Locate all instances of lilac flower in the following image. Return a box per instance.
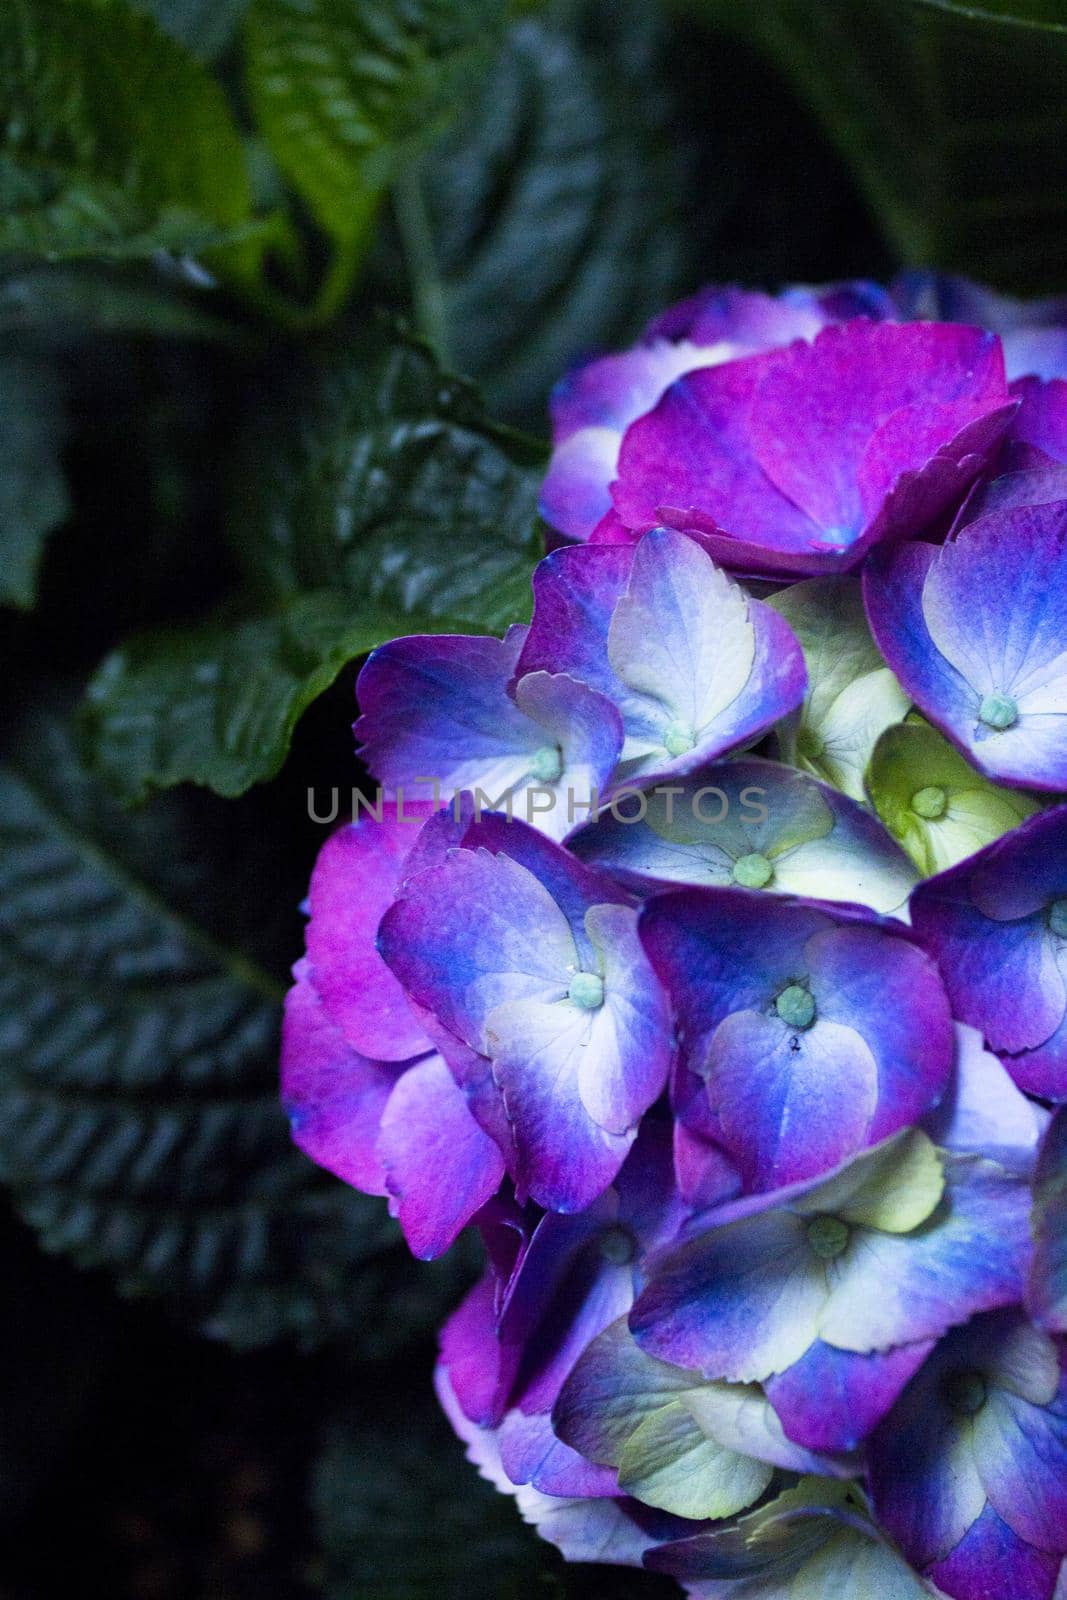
[638,888,954,1192]
[540,282,891,542]
[355,625,622,842]
[604,322,1014,577]
[868,1312,1067,1600]
[865,503,1067,792]
[516,528,806,794]
[910,806,1067,1099]
[569,758,916,915]
[281,804,505,1258]
[630,1131,1030,1393]
[378,815,672,1212]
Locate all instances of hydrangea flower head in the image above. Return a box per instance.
[282,274,1067,1598]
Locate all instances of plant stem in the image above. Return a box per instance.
[393,166,450,363]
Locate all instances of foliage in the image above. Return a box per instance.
[692,0,1067,292]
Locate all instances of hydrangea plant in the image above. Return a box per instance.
[283,277,1067,1600]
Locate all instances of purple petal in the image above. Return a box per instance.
[500,1198,636,1413]
[910,810,1067,1087]
[377,1053,505,1259]
[379,842,579,1055]
[509,670,624,841]
[928,1505,1062,1600]
[630,1208,826,1382]
[280,963,401,1195]
[540,423,621,541]
[973,1372,1067,1552]
[1009,376,1067,463]
[815,1154,1031,1353]
[705,1006,879,1190]
[601,529,807,788]
[612,322,1011,576]
[612,355,824,564]
[751,322,1007,537]
[1029,1106,1067,1331]
[355,629,539,801]
[639,889,952,1191]
[866,507,1067,792]
[439,1271,521,1428]
[925,1023,1047,1174]
[765,1338,935,1454]
[435,1366,666,1566]
[540,283,875,542]
[517,542,635,693]
[304,803,435,1061]
[497,1408,619,1497]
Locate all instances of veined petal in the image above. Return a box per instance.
[377,1053,505,1259]
[280,962,401,1197]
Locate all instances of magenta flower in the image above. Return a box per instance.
[605,321,1014,577]
[540,281,891,542]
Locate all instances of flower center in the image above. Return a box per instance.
[733,852,774,888]
[978,692,1018,731]
[598,1226,635,1265]
[945,1370,988,1416]
[663,720,696,758]
[1049,899,1067,939]
[776,984,816,1030]
[806,1215,850,1260]
[911,785,947,820]
[529,744,563,783]
[796,724,823,762]
[568,971,605,1010]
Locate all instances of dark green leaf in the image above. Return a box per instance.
[693,0,1067,291]
[0,264,247,343]
[133,0,251,58]
[0,354,70,609]
[0,0,255,262]
[315,1378,678,1600]
[412,3,690,417]
[83,337,544,802]
[244,0,508,242]
[917,0,1067,27]
[0,709,470,1346]
[234,335,545,631]
[82,590,415,802]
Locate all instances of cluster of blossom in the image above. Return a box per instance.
[283,272,1067,1599]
